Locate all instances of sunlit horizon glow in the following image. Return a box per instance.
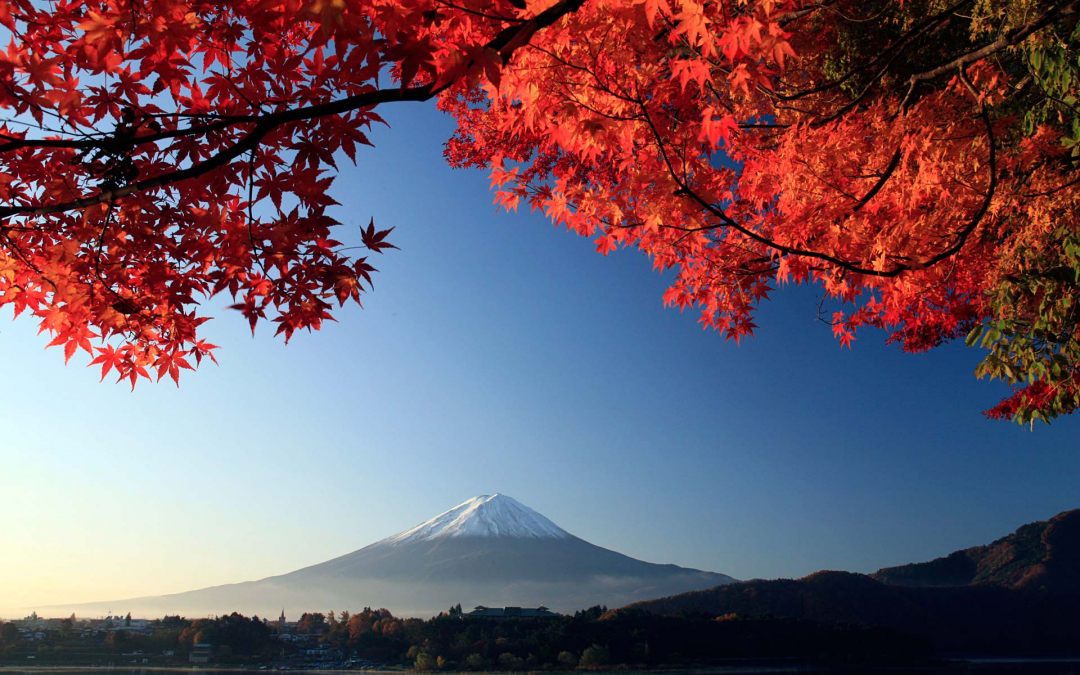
[1,102,1078,621]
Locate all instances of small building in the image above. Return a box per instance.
[189,643,213,664]
[466,606,560,619]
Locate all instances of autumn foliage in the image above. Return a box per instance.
[0,0,1076,422]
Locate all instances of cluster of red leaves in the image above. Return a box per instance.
[0,0,1076,417]
[0,0,594,385]
[442,0,1079,418]
[985,375,1080,422]
[0,0,424,386]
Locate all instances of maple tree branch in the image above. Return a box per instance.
[916,1,1077,83]
[89,200,136,311]
[0,0,588,221]
[830,3,891,24]
[638,98,996,279]
[435,0,525,24]
[899,0,1078,108]
[773,0,973,103]
[246,148,270,277]
[1022,174,1080,198]
[776,0,1075,130]
[0,0,594,156]
[852,147,902,212]
[904,107,997,271]
[775,1,839,26]
[0,228,57,292]
[0,5,581,157]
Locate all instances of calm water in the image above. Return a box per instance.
[4,663,1080,675]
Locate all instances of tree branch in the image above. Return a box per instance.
[0,0,588,219]
[900,0,1078,108]
[638,101,996,279]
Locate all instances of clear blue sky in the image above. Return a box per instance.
[0,102,1077,617]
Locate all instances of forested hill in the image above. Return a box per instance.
[872,509,1080,593]
[626,510,1080,655]
[625,571,1080,652]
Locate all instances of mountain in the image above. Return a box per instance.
[871,508,1080,593]
[625,570,1080,654]
[60,494,734,617]
[626,509,1080,655]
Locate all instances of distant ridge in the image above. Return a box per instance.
[56,494,735,617]
[626,509,1080,655]
[872,509,1080,593]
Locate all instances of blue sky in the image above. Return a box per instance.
[0,102,1077,617]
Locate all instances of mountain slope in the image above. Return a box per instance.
[625,570,1080,654]
[58,494,734,617]
[626,509,1080,655]
[871,509,1080,593]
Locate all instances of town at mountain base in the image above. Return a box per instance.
[627,509,1080,655]
[57,494,735,617]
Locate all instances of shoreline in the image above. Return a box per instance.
[6,659,1080,674]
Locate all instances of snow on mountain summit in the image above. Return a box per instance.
[382,494,572,544]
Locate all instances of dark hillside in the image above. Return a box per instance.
[629,509,1080,656]
[872,509,1080,593]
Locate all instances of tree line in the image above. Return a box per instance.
[1,606,929,669]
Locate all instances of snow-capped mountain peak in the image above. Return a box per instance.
[382,494,572,544]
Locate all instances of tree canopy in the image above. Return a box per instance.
[0,0,1076,422]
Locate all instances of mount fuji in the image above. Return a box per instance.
[61,494,735,617]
